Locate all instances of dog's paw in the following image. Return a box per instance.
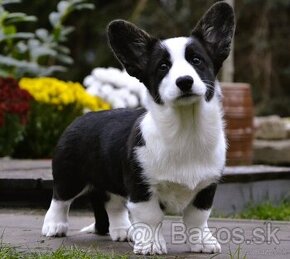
[42,221,68,237]
[80,223,96,233]
[110,227,130,242]
[133,236,167,255]
[190,236,221,254]
[42,200,69,237]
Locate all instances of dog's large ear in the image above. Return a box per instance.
[192,2,235,74]
[107,20,157,83]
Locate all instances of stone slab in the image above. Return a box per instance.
[253,139,290,165]
[254,116,288,140]
[0,159,51,180]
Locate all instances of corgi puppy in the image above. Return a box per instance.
[42,2,235,255]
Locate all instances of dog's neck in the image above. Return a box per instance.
[144,94,202,138]
[142,91,224,146]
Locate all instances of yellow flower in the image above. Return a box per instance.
[19,77,111,112]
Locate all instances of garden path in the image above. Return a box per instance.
[1,159,290,258]
[0,208,290,258]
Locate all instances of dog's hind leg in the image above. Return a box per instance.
[42,183,89,237]
[81,189,109,235]
[105,193,132,242]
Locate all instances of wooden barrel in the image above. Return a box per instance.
[221,82,254,165]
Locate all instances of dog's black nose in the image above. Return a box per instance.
[176,76,193,92]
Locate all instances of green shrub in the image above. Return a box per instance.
[0,0,94,78]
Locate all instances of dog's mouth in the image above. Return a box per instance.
[174,92,202,105]
[177,93,199,99]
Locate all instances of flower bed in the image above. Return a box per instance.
[14,77,110,158]
[19,77,110,111]
[0,77,110,158]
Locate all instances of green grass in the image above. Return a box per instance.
[238,200,290,221]
[210,245,247,259]
[0,246,129,259]
[227,245,247,259]
[212,200,290,221]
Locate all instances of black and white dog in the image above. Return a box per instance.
[42,2,235,255]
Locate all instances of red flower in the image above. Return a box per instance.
[0,77,33,127]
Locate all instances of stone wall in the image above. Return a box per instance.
[253,116,290,165]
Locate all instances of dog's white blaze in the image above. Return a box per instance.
[159,37,206,104]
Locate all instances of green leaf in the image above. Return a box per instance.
[71,0,88,5]
[0,54,39,68]
[3,25,16,35]
[73,3,95,10]
[27,38,41,48]
[35,28,49,41]
[55,53,73,64]
[2,0,21,5]
[0,68,12,77]
[55,45,70,54]
[49,12,61,27]
[15,41,28,53]
[30,46,58,60]
[0,54,67,77]
[0,32,34,41]
[43,65,67,75]
[61,26,74,36]
[57,1,70,14]
[3,13,37,25]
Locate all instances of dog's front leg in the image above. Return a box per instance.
[183,183,221,254]
[127,195,167,255]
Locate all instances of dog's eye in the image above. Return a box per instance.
[159,63,170,71]
[191,57,201,66]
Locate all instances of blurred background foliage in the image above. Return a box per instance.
[0,0,94,77]
[4,0,290,116]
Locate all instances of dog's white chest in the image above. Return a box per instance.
[156,181,194,215]
[135,102,226,190]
